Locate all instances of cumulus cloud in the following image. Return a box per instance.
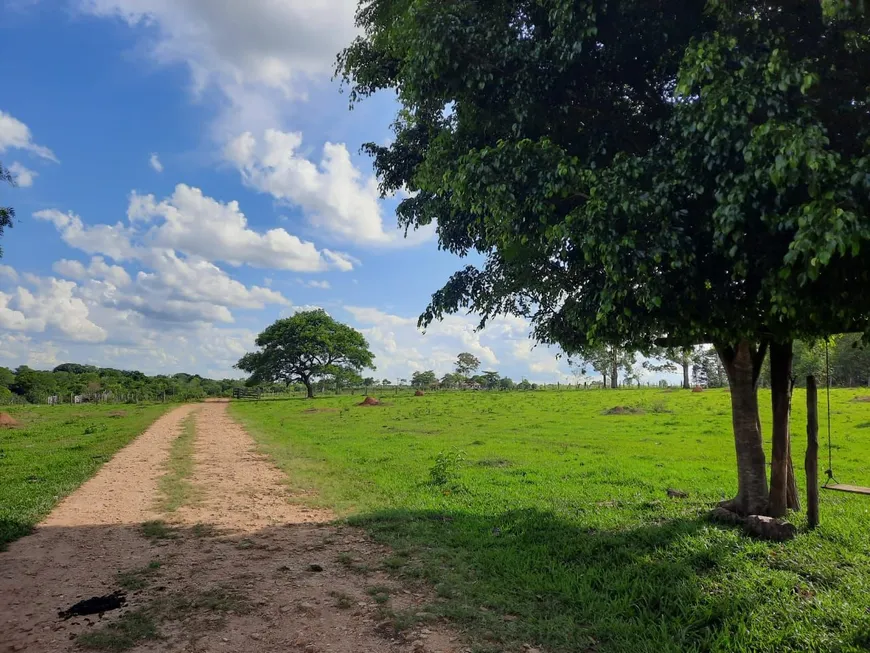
[128,184,352,271]
[8,161,37,187]
[0,110,57,162]
[343,306,571,382]
[226,130,434,248]
[149,152,164,172]
[0,264,18,282]
[78,0,358,135]
[0,278,107,342]
[299,279,330,290]
[35,209,136,260]
[54,256,132,287]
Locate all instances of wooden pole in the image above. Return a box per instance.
[806,375,820,529]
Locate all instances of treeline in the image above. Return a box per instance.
[0,363,245,405]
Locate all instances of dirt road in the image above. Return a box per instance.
[0,402,459,653]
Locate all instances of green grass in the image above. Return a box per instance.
[157,414,198,512]
[232,388,870,653]
[77,609,160,651]
[116,561,161,591]
[0,404,170,548]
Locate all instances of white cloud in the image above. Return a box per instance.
[149,152,164,172]
[343,306,571,382]
[299,279,330,290]
[128,184,351,271]
[8,161,37,187]
[0,110,57,162]
[0,264,18,282]
[35,209,136,260]
[226,130,434,248]
[54,256,132,287]
[0,278,107,343]
[78,0,359,135]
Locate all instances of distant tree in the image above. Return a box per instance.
[363,376,376,387]
[455,353,481,379]
[330,368,364,390]
[571,346,636,389]
[692,348,728,389]
[498,376,515,391]
[411,370,438,388]
[0,366,14,389]
[517,379,532,391]
[481,371,501,390]
[645,347,702,390]
[236,309,375,398]
[381,378,392,386]
[0,162,15,258]
[832,334,870,387]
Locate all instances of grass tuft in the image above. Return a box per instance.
[157,414,198,512]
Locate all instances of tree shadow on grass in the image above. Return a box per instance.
[349,508,861,653]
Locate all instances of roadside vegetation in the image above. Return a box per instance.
[0,404,169,547]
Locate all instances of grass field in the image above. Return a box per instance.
[232,388,870,653]
[0,403,170,548]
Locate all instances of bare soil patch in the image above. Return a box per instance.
[0,412,19,427]
[0,403,460,653]
[851,396,870,403]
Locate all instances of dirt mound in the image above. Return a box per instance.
[0,412,19,427]
[852,396,870,403]
[107,410,128,418]
[358,396,381,406]
[692,386,705,393]
[414,389,425,396]
[604,406,644,415]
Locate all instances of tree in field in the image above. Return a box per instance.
[569,346,636,389]
[411,369,438,388]
[455,352,481,379]
[832,334,870,386]
[1,162,15,258]
[440,372,461,388]
[499,376,515,391]
[382,378,392,386]
[236,310,375,398]
[646,347,702,390]
[340,1,870,517]
[363,376,376,387]
[481,371,501,390]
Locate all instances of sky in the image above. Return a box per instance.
[0,0,672,384]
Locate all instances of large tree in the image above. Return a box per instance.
[570,345,637,389]
[411,369,438,388]
[455,352,481,379]
[340,0,870,516]
[1,162,15,258]
[236,310,375,398]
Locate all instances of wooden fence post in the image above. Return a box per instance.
[806,375,820,529]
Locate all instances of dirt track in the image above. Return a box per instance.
[0,402,459,653]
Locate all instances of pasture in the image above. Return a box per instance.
[0,403,170,548]
[232,388,870,653]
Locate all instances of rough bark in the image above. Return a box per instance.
[806,376,820,529]
[303,378,314,398]
[768,341,793,518]
[682,362,690,390]
[717,341,769,516]
[610,360,618,389]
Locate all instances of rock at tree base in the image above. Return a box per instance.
[709,506,746,525]
[744,515,797,541]
[0,412,18,427]
[358,396,380,406]
[415,390,425,396]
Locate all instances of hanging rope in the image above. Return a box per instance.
[824,340,837,486]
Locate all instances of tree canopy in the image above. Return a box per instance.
[340,0,870,516]
[236,310,375,398]
[455,352,481,378]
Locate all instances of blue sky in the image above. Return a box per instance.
[0,0,655,384]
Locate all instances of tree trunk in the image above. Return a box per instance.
[806,375,820,529]
[768,341,793,518]
[610,361,618,389]
[786,372,801,512]
[718,341,769,516]
[303,379,314,399]
[682,362,690,390]
[601,372,608,388]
